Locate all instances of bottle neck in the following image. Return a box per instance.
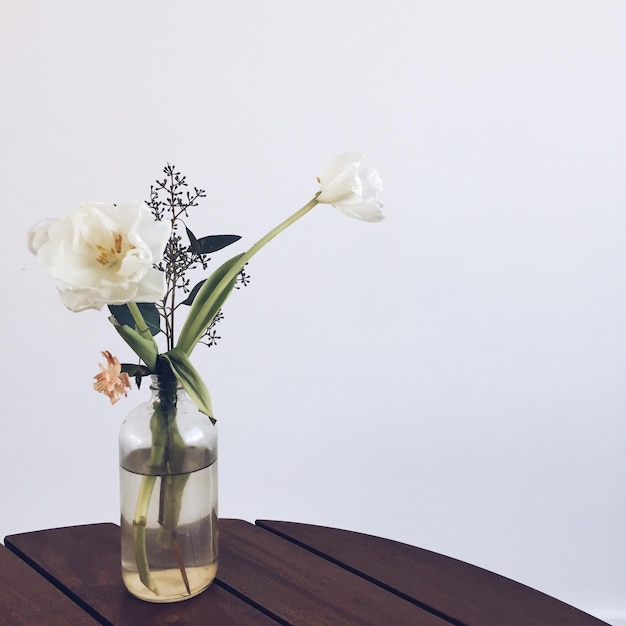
[148,376,184,413]
[149,374,181,393]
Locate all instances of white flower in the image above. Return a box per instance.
[317,152,385,222]
[27,218,58,255]
[29,200,171,312]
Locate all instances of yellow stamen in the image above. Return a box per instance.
[94,233,131,265]
[95,244,109,265]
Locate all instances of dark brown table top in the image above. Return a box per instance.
[3,519,607,626]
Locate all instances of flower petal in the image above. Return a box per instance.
[31,200,171,312]
[336,199,386,222]
[317,153,386,222]
[317,152,364,204]
[93,350,131,404]
[27,218,58,255]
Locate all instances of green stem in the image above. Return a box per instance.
[178,194,320,355]
[131,377,190,596]
[127,302,159,350]
[241,195,320,268]
[132,475,159,594]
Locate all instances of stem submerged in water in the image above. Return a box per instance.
[133,475,159,594]
[131,376,190,596]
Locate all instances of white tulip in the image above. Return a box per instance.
[27,217,58,255]
[31,200,171,312]
[316,152,385,222]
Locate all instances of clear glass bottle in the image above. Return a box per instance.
[119,375,218,602]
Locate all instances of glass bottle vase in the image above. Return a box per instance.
[119,375,218,602]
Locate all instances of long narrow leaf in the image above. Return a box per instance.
[109,316,158,371]
[176,253,245,355]
[161,348,215,423]
[177,195,320,356]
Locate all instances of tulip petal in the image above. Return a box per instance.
[317,152,386,222]
[30,200,171,312]
[316,152,363,204]
[336,200,386,223]
[27,218,58,255]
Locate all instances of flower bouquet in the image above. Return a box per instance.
[27,153,384,602]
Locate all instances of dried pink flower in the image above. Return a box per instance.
[94,350,132,404]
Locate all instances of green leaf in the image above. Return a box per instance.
[120,363,151,389]
[160,348,215,423]
[188,233,241,255]
[176,252,245,355]
[180,279,206,306]
[109,316,159,371]
[120,363,152,378]
[178,195,321,356]
[108,303,161,336]
[185,226,200,252]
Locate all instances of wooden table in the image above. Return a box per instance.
[2,519,607,625]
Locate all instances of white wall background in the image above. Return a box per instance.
[1,1,625,623]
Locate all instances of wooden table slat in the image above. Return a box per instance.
[255,519,608,626]
[0,543,97,625]
[5,523,279,626]
[218,519,451,626]
[5,519,609,626]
